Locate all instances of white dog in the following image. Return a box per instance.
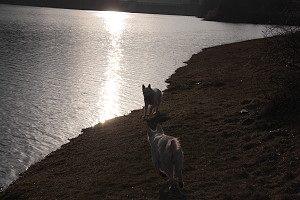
[142,84,162,118]
[147,124,184,190]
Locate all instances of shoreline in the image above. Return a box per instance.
[1,37,299,199]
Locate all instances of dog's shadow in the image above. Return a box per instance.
[144,113,171,128]
[159,185,186,200]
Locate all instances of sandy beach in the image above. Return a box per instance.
[1,37,299,200]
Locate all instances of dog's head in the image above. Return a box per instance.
[147,123,164,136]
[142,84,152,98]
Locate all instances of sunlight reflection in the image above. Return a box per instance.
[96,11,130,35]
[95,11,130,123]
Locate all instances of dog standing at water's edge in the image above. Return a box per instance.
[146,124,184,190]
[142,84,162,118]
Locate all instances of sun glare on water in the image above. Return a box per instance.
[94,11,131,123]
[96,11,130,35]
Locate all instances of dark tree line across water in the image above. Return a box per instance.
[1,0,300,25]
[0,0,200,16]
[198,0,300,25]
[0,0,120,10]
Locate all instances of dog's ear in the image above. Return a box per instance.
[156,124,164,133]
[147,125,155,134]
[148,84,151,88]
[147,127,152,133]
[142,84,145,90]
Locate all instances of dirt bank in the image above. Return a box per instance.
[1,37,299,200]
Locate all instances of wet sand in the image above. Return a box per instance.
[1,37,299,200]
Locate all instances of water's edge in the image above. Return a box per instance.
[0,4,265,189]
[1,38,269,192]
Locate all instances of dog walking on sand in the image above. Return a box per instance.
[146,123,184,190]
[142,84,162,118]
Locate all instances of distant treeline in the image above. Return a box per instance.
[1,0,300,25]
[0,0,200,16]
[119,1,199,16]
[198,0,300,25]
[0,0,120,10]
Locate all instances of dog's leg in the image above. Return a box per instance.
[154,165,167,178]
[154,104,159,115]
[174,152,184,188]
[149,105,154,115]
[164,164,175,190]
[143,103,148,118]
[175,166,184,188]
[153,159,167,178]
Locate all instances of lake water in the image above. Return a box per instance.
[0,4,265,189]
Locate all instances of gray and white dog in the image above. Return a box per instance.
[147,124,184,190]
[142,84,162,118]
